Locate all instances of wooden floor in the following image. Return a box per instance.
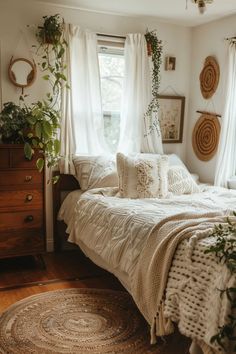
[0,251,191,353]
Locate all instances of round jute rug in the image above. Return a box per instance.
[0,288,162,354]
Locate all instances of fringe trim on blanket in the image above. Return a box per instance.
[151,303,174,344]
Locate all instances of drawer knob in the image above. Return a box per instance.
[25,215,34,222]
[25,175,32,182]
[26,194,33,202]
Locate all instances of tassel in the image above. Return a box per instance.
[151,319,157,344]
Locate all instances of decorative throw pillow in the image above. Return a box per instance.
[116,153,169,198]
[73,155,118,191]
[168,165,200,195]
[168,153,188,169]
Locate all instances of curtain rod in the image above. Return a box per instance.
[196,110,221,118]
[97,33,126,40]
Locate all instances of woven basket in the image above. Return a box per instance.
[199,56,220,99]
[192,114,220,161]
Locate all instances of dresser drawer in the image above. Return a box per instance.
[0,210,43,231]
[0,228,45,257]
[0,170,43,188]
[0,148,9,168]
[0,190,43,211]
[10,149,43,169]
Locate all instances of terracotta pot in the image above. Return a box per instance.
[147,42,152,56]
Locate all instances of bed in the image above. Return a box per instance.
[54,154,236,354]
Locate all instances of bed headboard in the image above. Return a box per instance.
[53,171,80,251]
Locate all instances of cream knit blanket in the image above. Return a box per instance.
[62,186,236,354]
[132,211,234,353]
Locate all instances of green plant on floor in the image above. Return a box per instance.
[205,212,236,352]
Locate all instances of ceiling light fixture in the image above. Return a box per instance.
[191,0,214,15]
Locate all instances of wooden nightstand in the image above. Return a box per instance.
[0,144,45,259]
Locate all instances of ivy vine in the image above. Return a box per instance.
[34,14,68,106]
[23,14,68,180]
[144,30,163,137]
[205,212,236,352]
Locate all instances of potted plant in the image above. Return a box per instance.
[0,14,67,181]
[27,14,67,176]
[36,14,64,45]
[144,30,163,135]
[23,100,61,172]
[0,102,29,144]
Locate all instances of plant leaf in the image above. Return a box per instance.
[35,122,42,138]
[54,139,60,154]
[36,158,44,172]
[52,175,60,184]
[43,120,52,137]
[24,142,33,160]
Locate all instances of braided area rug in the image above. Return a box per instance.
[0,288,164,354]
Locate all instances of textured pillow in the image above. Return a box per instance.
[73,155,118,191]
[168,165,200,195]
[116,153,169,198]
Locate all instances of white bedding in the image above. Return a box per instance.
[58,185,236,354]
[58,190,84,225]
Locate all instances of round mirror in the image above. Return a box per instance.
[8,58,37,88]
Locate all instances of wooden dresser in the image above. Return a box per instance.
[0,144,45,259]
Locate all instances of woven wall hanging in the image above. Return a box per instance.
[200,56,220,99]
[192,114,220,161]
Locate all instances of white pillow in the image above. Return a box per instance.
[168,165,200,195]
[116,153,169,199]
[168,154,188,169]
[73,155,118,191]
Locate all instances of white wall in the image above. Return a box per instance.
[0,0,191,250]
[186,14,236,183]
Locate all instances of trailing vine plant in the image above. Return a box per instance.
[23,14,68,179]
[205,212,236,352]
[144,30,163,137]
[35,14,68,106]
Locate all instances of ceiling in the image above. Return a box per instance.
[34,0,236,27]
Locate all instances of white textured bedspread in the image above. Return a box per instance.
[61,186,236,354]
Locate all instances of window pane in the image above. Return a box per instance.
[99,50,124,152]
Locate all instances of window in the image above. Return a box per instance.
[98,45,125,153]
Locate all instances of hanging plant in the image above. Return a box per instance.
[34,14,68,106]
[20,14,68,180]
[205,212,236,352]
[36,14,63,45]
[144,30,163,136]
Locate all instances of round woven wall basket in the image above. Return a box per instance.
[200,56,220,99]
[192,114,220,161]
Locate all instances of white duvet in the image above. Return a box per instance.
[58,185,236,354]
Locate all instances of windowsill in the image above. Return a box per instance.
[227,176,236,190]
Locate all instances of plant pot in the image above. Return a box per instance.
[147,42,152,56]
[40,33,62,45]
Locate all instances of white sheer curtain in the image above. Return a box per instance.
[59,24,107,174]
[118,33,163,154]
[59,24,75,174]
[214,41,236,187]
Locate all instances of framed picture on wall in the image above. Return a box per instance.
[165,56,176,71]
[158,95,185,143]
